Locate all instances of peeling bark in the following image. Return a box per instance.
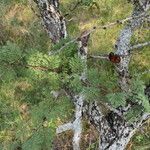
[33,0,67,43]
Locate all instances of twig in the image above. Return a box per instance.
[129,41,150,50]
[2,61,61,73]
[49,13,149,55]
[88,55,108,59]
[88,41,150,60]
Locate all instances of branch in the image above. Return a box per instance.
[56,122,73,133]
[49,13,149,55]
[88,41,150,60]
[56,31,90,150]
[115,2,150,91]
[88,55,108,60]
[130,41,150,50]
[3,61,61,73]
[136,113,150,129]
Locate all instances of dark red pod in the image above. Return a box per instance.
[108,52,121,63]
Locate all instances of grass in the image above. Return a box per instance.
[0,0,149,149]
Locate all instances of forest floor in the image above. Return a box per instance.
[0,0,150,149]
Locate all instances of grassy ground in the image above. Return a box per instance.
[0,0,150,149]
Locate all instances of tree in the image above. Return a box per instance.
[33,0,67,43]
[0,0,149,149]
[32,0,150,149]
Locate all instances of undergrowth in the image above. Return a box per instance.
[0,0,149,149]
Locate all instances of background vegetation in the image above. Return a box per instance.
[0,0,150,149]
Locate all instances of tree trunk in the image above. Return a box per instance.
[33,0,67,43]
[85,1,150,149]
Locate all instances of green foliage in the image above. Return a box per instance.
[69,55,84,74]
[87,68,101,86]
[50,38,78,75]
[21,97,73,150]
[125,105,143,123]
[1,0,27,5]
[128,77,150,112]
[22,129,51,150]
[0,0,149,149]
[27,52,61,69]
[0,39,76,149]
[134,133,150,146]
[0,41,22,64]
[1,96,73,150]
[81,0,94,6]
[104,76,150,122]
[83,86,99,101]
[69,75,83,93]
[86,140,98,150]
[0,42,23,82]
[0,97,19,130]
[51,38,77,57]
[106,92,126,108]
[0,66,17,83]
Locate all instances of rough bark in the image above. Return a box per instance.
[33,0,67,43]
[115,0,150,91]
